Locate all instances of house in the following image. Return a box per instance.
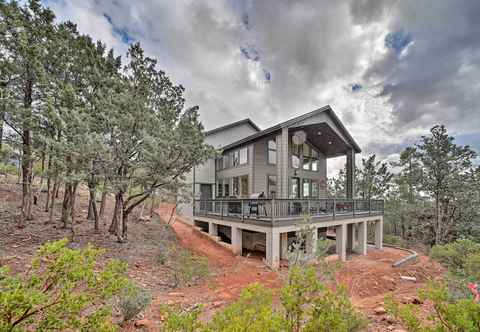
[180,105,383,269]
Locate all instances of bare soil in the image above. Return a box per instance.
[0,177,445,331]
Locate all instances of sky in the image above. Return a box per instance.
[41,0,480,172]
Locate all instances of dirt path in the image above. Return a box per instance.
[137,205,282,330]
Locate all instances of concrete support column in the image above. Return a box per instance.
[336,224,347,261]
[375,218,383,250]
[346,224,354,253]
[356,221,368,255]
[231,226,243,255]
[280,232,289,260]
[266,230,280,269]
[208,222,218,237]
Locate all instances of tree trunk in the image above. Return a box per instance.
[88,180,100,231]
[45,175,51,212]
[99,179,108,224]
[39,148,45,190]
[20,79,34,225]
[48,180,58,224]
[0,110,4,152]
[61,183,72,229]
[114,192,125,242]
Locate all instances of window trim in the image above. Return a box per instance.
[266,174,277,198]
[267,138,277,165]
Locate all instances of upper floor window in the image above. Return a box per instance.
[311,150,319,171]
[239,147,248,165]
[291,139,301,169]
[300,143,319,172]
[232,151,240,167]
[267,139,277,164]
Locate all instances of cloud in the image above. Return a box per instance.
[42,0,480,170]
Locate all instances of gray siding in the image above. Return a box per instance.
[252,134,279,195]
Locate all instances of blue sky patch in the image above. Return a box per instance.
[351,83,362,92]
[103,13,135,45]
[240,45,260,61]
[385,30,412,54]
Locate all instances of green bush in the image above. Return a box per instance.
[430,239,480,277]
[385,281,480,332]
[118,283,152,322]
[0,239,131,332]
[160,305,204,332]
[0,162,18,176]
[160,266,367,332]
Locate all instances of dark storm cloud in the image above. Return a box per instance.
[47,0,480,164]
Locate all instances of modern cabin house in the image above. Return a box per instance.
[180,105,383,268]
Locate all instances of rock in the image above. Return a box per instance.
[400,276,417,282]
[374,306,386,315]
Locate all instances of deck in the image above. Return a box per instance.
[193,198,384,226]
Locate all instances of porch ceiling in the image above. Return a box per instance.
[290,123,352,158]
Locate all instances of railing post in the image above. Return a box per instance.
[353,199,355,217]
[220,200,224,220]
[271,199,275,224]
[333,199,336,220]
[193,200,196,216]
[307,200,311,217]
[369,200,371,216]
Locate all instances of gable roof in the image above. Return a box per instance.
[204,118,261,136]
[221,105,361,153]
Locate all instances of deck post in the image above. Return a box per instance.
[231,226,242,255]
[375,217,383,250]
[336,223,347,261]
[346,223,354,253]
[280,232,289,260]
[241,200,244,221]
[209,222,218,237]
[356,221,368,255]
[266,230,280,269]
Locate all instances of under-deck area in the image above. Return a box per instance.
[193,198,384,268]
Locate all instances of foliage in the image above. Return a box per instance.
[206,283,285,332]
[356,154,393,200]
[383,234,408,247]
[159,266,366,332]
[385,281,480,332]
[118,284,152,322]
[159,305,204,332]
[0,239,131,332]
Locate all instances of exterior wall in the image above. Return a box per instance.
[216,143,254,197]
[179,122,259,219]
[251,134,279,195]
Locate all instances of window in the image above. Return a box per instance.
[267,175,277,198]
[303,179,310,198]
[232,151,240,167]
[240,175,248,197]
[267,139,277,164]
[291,138,301,169]
[311,150,319,171]
[217,180,223,197]
[303,144,311,170]
[239,147,248,165]
[290,177,300,198]
[232,177,239,196]
[222,155,229,169]
[224,181,230,197]
[312,181,319,198]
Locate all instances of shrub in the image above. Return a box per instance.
[430,239,480,277]
[118,284,152,322]
[385,281,480,332]
[206,283,285,332]
[168,248,209,287]
[383,234,408,247]
[0,239,130,332]
[159,305,204,332]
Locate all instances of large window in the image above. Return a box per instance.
[224,181,230,197]
[303,179,310,198]
[267,175,277,198]
[312,180,319,198]
[267,139,277,164]
[303,144,311,170]
[311,150,319,171]
[217,180,223,197]
[290,177,300,198]
[291,139,301,169]
[232,177,239,196]
[240,175,249,197]
[239,147,248,165]
[232,151,240,167]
